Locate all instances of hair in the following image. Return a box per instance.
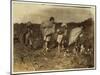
[49,17,55,21]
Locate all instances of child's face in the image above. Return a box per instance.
[50,19,54,23]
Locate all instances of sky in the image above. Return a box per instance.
[12,1,95,24]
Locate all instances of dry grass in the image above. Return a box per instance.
[13,43,94,72]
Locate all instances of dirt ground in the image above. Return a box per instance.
[13,42,94,72]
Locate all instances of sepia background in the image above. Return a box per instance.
[1,0,100,75]
[13,1,95,24]
[12,1,95,74]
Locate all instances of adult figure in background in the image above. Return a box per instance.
[24,21,33,48]
[41,17,55,52]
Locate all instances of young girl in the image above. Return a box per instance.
[56,23,67,54]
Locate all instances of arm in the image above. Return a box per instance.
[52,23,55,33]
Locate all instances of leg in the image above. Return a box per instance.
[57,35,62,55]
[45,41,49,52]
[42,36,50,55]
[61,40,65,50]
[57,43,60,54]
[45,36,51,51]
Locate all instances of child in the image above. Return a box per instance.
[56,23,67,54]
